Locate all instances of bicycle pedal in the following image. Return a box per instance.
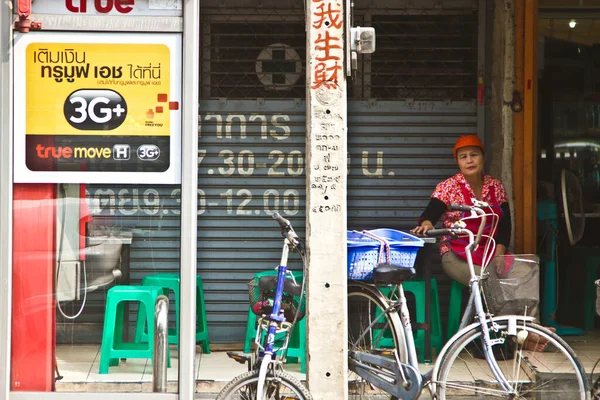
[372,348,395,356]
[226,351,251,365]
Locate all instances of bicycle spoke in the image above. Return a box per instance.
[347,286,406,400]
[435,321,587,399]
[435,380,516,398]
[216,370,311,400]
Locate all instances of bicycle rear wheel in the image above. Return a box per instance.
[216,369,312,400]
[435,320,589,399]
[348,283,407,399]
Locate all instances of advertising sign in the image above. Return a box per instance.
[14,32,182,184]
[31,0,182,16]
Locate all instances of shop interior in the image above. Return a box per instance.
[537,16,600,331]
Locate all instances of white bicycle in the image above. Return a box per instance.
[347,202,589,399]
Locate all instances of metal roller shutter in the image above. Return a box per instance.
[57,185,182,342]
[64,99,474,345]
[63,2,479,344]
[197,100,307,343]
[196,99,475,343]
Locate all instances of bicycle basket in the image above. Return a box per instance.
[247,275,306,321]
[482,254,540,316]
[347,229,424,280]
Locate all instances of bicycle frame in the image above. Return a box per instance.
[415,210,527,393]
[436,227,517,391]
[255,215,303,400]
[363,275,539,398]
[352,204,535,398]
[218,214,313,400]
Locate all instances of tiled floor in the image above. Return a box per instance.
[54,331,600,395]
[55,344,305,393]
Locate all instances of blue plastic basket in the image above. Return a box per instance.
[347,229,424,280]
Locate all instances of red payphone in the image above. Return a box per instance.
[11,182,93,391]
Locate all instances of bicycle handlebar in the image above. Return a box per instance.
[272,212,291,230]
[426,228,454,237]
[449,203,472,212]
[272,213,303,249]
[426,204,489,250]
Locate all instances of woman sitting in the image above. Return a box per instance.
[411,134,552,351]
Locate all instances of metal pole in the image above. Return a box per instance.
[0,0,13,397]
[180,0,200,398]
[153,295,169,393]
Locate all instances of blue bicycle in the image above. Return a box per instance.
[217,213,312,400]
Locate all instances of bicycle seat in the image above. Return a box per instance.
[373,263,416,284]
[258,275,303,297]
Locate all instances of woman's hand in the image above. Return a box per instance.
[411,220,434,236]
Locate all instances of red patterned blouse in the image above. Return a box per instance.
[429,173,509,255]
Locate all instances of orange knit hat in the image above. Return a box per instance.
[453,135,485,159]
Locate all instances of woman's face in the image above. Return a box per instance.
[456,146,485,179]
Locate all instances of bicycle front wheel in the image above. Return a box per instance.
[348,283,407,399]
[216,369,312,400]
[436,320,589,399]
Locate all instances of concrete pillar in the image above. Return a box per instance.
[305,0,348,398]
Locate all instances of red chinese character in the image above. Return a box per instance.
[311,61,341,89]
[312,2,343,29]
[314,31,341,62]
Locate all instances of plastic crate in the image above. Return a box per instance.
[347,229,424,281]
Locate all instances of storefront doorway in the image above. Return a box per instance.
[537,12,600,331]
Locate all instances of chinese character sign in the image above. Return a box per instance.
[310,0,344,90]
[13,32,182,184]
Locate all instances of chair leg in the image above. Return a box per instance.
[244,308,257,353]
[99,297,117,374]
[171,287,180,346]
[298,319,306,373]
[429,279,444,355]
[196,284,211,353]
[447,281,464,342]
[110,300,126,367]
[134,301,147,343]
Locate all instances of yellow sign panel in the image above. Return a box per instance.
[26,42,173,136]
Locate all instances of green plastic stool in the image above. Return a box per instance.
[243,270,306,373]
[446,280,466,341]
[137,273,210,353]
[194,274,211,352]
[377,279,444,364]
[99,285,171,374]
